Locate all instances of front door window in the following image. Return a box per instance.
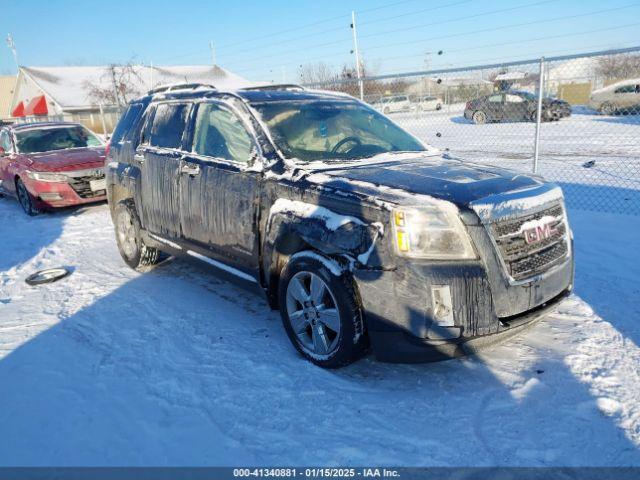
[192,103,254,164]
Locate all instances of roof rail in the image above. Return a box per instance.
[242,83,305,92]
[148,83,216,95]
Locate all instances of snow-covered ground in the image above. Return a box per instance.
[0,198,639,466]
[394,107,640,214]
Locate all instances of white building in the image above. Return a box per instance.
[9,65,251,133]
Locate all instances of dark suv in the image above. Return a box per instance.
[106,84,574,368]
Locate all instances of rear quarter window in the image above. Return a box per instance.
[149,103,190,149]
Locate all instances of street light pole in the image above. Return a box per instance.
[350,11,364,101]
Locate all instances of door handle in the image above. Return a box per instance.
[180,163,200,176]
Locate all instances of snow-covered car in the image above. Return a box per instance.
[415,95,443,111]
[106,84,574,368]
[0,122,106,215]
[589,78,640,115]
[373,95,412,114]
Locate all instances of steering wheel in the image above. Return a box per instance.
[331,136,362,154]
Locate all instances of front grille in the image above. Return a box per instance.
[67,174,105,199]
[490,203,569,281]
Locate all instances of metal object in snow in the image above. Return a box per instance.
[25,267,72,286]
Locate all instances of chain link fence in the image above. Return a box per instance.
[304,46,640,216]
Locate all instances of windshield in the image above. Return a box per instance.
[251,99,426,162]
[15,126,103,154]
[513,91,536,101]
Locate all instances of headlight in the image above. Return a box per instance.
[392,204,476,260]
[26,171,68,183]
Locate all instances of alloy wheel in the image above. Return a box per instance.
[116,208,138,260]
[472,111,486,124]
[285,271,341,358]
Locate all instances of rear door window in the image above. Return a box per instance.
[149,103,190,149]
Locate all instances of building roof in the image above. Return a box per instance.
[0,75,17,119]
[20,65,251,109]
[494,71,529,81]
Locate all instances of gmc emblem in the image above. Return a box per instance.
[523,222,558,245]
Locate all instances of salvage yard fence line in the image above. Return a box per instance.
[305,46,640,216]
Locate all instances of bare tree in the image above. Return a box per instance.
[84,62,144,107]
[596,54,640,81]
[299,62,339,85]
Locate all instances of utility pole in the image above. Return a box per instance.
[350,11,364,101]
[6,33,19,70]
[209,41,216,67]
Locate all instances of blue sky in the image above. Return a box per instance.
[1,0,639,81]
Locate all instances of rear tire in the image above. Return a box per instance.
[279,253,367,368]
[114,200,161,270]
[600,102,617,115]
[16,178,41,216]
[472,110,487,124]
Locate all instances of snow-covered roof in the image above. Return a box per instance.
[494,71,529,81]
[20,65,252,109]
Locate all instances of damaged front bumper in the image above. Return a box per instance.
[362,284,571,363]
[353,240,574,363]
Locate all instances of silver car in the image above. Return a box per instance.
[589,78,640,114]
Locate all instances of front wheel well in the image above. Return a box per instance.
[265,232,310,310]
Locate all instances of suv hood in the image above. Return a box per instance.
[306,154,545,208]
[25,147,106,172]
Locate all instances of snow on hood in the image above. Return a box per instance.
[300,154,545,209]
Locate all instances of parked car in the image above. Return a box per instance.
[415,95,443,111]
[0,122,106,215]
[373,95,412,114]
[106,84,574,368]
[589,78,640,115]
[464,91,571,124]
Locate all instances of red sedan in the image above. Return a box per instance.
[0,122,107,215]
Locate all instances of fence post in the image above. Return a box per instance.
[350,11,364,101]
[533,56,545,173]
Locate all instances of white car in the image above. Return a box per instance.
[416,95,443,111]
[374,95,412,114]
[589,78,640,115]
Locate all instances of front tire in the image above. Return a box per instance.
[279,254,367,368]
[16,178,41,216]
[114,200,161,270]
